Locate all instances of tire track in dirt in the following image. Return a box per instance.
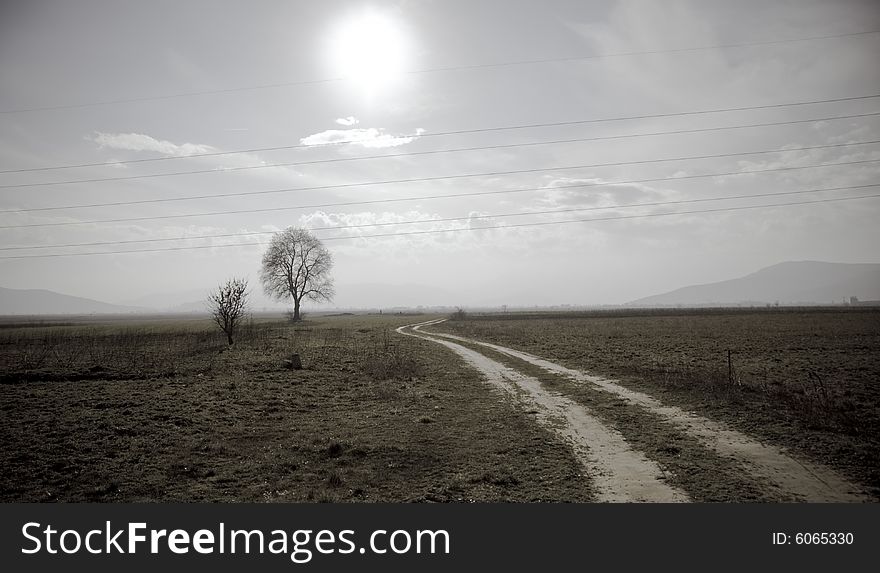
[420,320,869,502]
[398,320,690,502]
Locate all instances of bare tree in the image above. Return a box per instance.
[260,227,334,321]
[208,277,249,345]
[450,307,467,321]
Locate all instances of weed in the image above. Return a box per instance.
[327,471,343,487]
[358,333,422,381]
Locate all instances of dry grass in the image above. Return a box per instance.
[0,314,594,502]
[434,308,880,498]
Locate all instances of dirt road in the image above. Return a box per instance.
[398,319,869,502]
[398,319,688,502]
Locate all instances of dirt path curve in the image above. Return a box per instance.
[398,320,689,502]
[418,320,869,502]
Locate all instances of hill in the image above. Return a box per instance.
[628,261,880,306]
[0,287,145,315]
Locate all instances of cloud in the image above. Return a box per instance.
[537,177,670,207]
[88,132,217,157]
[299,209,438,231]
[293,208,584,260]
[300,127,425,149]
[84,131,307,182]
[296,209,491,253]
[335,116,359,126]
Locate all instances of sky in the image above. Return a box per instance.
[1,0,879,309]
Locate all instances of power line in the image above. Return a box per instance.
[0,193,876,260]
[323,194,879,240]
[4,118,880,195]
[0,138,876,197]
[3,96,879,181]
[2,29,877,114]
[3,101,879,176]
[1,157,876,230]
[2,183,875,252]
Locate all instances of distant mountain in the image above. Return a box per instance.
[629,261,880,307]
[0,287,146,315]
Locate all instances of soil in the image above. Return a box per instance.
[400,320,688,502]
[420,321,868,502]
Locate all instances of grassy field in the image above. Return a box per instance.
[433,308,880,498]
[0,314,593,502]
[3,308,876,502]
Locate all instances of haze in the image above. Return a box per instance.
[1,0,879,310]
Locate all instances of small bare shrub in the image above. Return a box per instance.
[208,278,249,345]
[449,307,467,321]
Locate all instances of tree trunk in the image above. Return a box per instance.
[292,298,301,321]
[226,332,234,345]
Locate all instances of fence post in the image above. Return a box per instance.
[728,349,732,385]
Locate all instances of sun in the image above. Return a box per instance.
[329,9,409,94]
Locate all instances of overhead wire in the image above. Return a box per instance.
[2,96,879,180]
[2,156,876,230]
[1,27,877,265]
[2,98,878,175]
[0,193,877,260]
[0,140,876,202]
[1,183,876,252]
